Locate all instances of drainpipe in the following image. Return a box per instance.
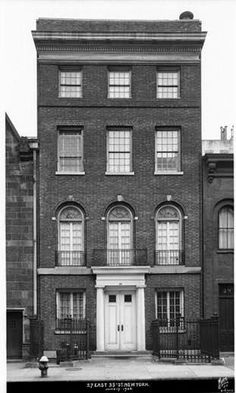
[33,148,37,315]
[29,142,38,316]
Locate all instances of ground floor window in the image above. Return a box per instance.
[56,291,86,332]
[155,289,184,331]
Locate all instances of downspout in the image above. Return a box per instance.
[33,147,37,316]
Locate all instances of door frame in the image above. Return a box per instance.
[92,266,149,352]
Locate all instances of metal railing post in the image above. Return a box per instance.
[86,319,90,359]
[176,314,180,359]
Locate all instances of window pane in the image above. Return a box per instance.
[219,207,234,249]
[157,292,168,320]
[157,71,179,99]
[59,71,82,98]
[156,290,183,327]
[156,131,180,172]
[107,130,131,173]
[58,131,83,172]
[59,293,71,318]
[73,293,84,319]
[108,71,131,98]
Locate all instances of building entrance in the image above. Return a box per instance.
[104,291,136,351]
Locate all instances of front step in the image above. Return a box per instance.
[91,351,152,360]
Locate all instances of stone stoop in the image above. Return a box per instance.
[91,351,153,360]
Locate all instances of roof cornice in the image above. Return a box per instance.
[32,31,207,45]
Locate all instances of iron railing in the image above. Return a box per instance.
[200,315,220,359]
[55,318,90,362]
[92,248,147,266]
[151,315,220,363]
[55,251,85,266]
[155,250,184,265]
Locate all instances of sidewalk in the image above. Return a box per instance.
[7,355,235,382]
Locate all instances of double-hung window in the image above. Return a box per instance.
[218,206,234,249]
[57,128,83,173]
[155,129,181,173]
[56,291,86,332]
[156,290,184,331]
[107,129,132,174]
[157,70,180,99]
[108,68,131,98]
[59,69,82,98]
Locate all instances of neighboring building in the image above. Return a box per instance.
[6,114,38,359]
[32,12,207,355]
[202,127,234,351]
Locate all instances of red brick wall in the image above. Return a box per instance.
[203,161,234,318]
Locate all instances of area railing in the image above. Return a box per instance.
[55,251,86,266]
[92,248,147,266]
[155,250,184,265]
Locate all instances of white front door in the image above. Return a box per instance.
[104,291,136,351]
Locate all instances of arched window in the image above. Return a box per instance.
[107,205,133,265]
[218,206,234,249]
[156,205,183,265]
[58,205,84,266]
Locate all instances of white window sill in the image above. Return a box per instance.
[105,172,134,176]
[154,171,184,175]
[55,171,85,175]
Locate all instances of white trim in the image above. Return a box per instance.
[55,171,85,175]
[154,171,184,175]
[32,31,207,42]
[105,172,134,175]
[38,267,91,274]
[150,266,201,274]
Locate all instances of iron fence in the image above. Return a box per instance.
[151,316,219,363]
[155,250,184,265]
[92,249,147,266]
[56,318,90,363]
[55,251,86,266]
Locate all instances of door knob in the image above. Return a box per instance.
[121,324,124,331]
[117,325,120,331]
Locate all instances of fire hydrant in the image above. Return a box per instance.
[38,355,49,377]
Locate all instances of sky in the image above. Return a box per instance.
[1,0,236,140]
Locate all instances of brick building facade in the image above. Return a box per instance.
[31,13,207,355]
[6,114,38,358]
[202,128,234,351]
